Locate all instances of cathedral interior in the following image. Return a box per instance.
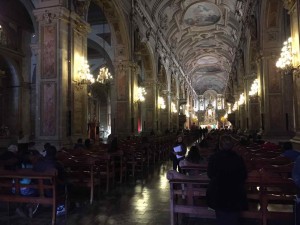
[0,1,300,225]
[0,0,299,147]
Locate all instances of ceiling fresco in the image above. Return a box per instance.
[141,0,254,95]
[183,2,221,27]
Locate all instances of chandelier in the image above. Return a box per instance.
[134,86,147,103]
[232,102,238,112]
[249,78,259,96]
[77,58,95,85]
[238,93,245,106]
[96,66,113,84]
[171,102,177,113]
[276,37,294,71]
[158,96,166,109]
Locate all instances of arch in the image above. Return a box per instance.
[84,0,131,137]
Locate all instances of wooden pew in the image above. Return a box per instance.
[166,170,213,225]
[63,157,99,204]
[179,160,208,175]
[167,169,297,225]
[0,168,66,225]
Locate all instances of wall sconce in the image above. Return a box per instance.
[158,96,166,109]
[97,66,113,84]
[76,58,95,86]
[275,37,299,74]
[249,78,259,96]
[238,93,245,106]
[185,109,190,117]
[134,86,147,103]
[227,103,232,114]
[171,102,177,113]
[232,102,238,111]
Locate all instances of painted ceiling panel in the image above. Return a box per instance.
[144,0,250,95]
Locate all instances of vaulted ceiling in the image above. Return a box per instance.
[142,0,255,95]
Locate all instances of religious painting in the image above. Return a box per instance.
[117,68,127,100]
[269,96,283,130]
[146,109,153,131]
[266,0,279,28]
[268,59,281,93]
[41,25,57,79]
[197,56,218,65]
[250,103,260,130]
[183,2,221,27]
[116,102,127,131]
[40,82,56,136]
[73,88,84,135]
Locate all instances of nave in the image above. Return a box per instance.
[0,134,297,225]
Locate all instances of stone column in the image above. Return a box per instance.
[113,61,136,137]
[284,0,300,148]
[143,80,156,133]
[34,5,90,147]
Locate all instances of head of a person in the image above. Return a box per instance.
[188,146,200,158]
[44,142,51,150]
[219,135,234,151]
[84,139,91,148]
[8,145,18,154]
[45,145,57,160]
[177,135,183,143]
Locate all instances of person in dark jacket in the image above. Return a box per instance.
[171,135,187,173]
[206,135,248,225]
[33,145,66,191]
[33,145,66,216]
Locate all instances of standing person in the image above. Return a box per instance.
[293,155,300,225]
[171,135,187,173]
[206,135,248,225]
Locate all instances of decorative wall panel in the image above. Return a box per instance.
[269,95,283,130]
[41,25,57,79]
[268,59,281,93]
[40,82,56,136]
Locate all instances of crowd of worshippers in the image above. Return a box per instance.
[0,142,67,217]
[170,129,300,225]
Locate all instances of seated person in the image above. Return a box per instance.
[186,145,203,164]
[0,145,20,170]
[33,145,66,215]
[84,138,92,149]
[74,138,85,149]
[108,136,118,153]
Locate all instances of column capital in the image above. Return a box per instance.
[115,60,138,72]
[282,0,296,11]
[73,0,91,19]
[33,7,68,23]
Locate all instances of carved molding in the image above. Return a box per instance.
[115,61,138,72]
[282,0,297,10]
[34,7,70,24]
[73,0,91,19]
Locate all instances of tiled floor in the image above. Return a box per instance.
[0,162,172,225]
[0,160,296,225]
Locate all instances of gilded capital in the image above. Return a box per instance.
[282,0,296,10]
